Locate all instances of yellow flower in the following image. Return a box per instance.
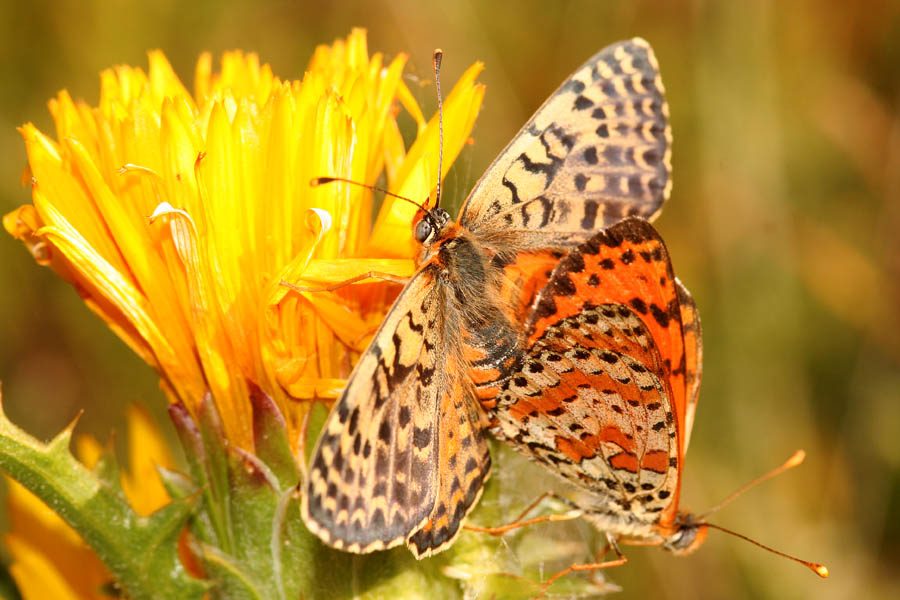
[4,29,485,451]
[4,407,174,600]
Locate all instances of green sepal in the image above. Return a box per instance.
[303,400,328,464]
[195,446,298,599]
[0,400,207,600]
[169,398,230,550]
[156,464,196,500]
[249,384,299,490]
[197,394,237,552]
[438,442,617,599]
[173,389,325,599]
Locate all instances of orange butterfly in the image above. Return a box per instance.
[485,215,704,551]
[301,38,674,557]
[477,218,828,588]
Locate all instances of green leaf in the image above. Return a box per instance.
[0,400,207,600]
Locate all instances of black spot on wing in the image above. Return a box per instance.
[574,95,594,110]
[566,252,586,273]
[551,273,577,297]
[533,294,558,322]
[650,303,670,327]
[574,173,588,192]
[377,421,392,444]
[413,426,431,449]
[580,200,599,230]
[562,78,586,94]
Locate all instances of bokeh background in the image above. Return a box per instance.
[1,1,898,598]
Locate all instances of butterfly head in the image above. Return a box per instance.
[413,206,452,246]
[662,512,708,556]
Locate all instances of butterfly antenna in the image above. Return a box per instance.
[432,48,444,209]
[703,523,829,578]
[700,450,806,518]
[694,449,828,578]
[310,176,434,216]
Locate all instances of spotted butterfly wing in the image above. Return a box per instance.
[491,218,701,539]
[459,38,671,248]
[302,264,491,556]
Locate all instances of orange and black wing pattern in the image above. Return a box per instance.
[491,218,699,532]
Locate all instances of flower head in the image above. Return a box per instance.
[4,29,484,451]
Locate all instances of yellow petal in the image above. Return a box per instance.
[22,125,126,276]
[121,405,174,516]
[6,30,485,452]
[5,481,111,598]
[74,435,103,470]
[296,258,415,285]
[6,535,86,600]
[5,479,85,549]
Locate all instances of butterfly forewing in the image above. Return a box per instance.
[303,261,492,555]
[459,38,671,244]
[303,266,444,552]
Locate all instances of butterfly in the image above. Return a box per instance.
[301,37,673,558]
[487,215,705,557]
[483,218,833,588]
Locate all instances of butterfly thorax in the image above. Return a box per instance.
[413,210,544,410]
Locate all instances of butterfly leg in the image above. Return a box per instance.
[532,533,628,599]
[281,271,410,293]
[464,492,583,536]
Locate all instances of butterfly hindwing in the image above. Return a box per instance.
[675,278,702,454]
[459,38,671,246]
[494,301,680,521]
[407,366,491,557]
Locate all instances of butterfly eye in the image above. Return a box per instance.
[671,530,688,547]
[414,218,433,243]
[664,523,707,556]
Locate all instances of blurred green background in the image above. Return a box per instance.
[1,0,898,598]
